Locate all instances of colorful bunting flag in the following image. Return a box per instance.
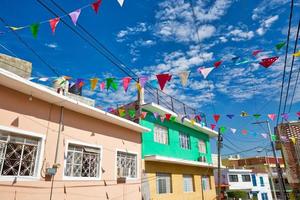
[106,78,118,91]
[281,113,289,121]
[160,116,165,123]
[253,114,261,119]
[128,109,136,118]
[230,128,237,134]
[69,9,81,26]
[170,116,176,122]
[49,18,60,34]
[118,108,126,117]
[235,59,250,66]
[242,130,247,135]
[231,56,239,62]
[178,71,190,86]
[100,82,105,91]
[240,111,249,117]
[8,26,24,31]
[252,50,262,56]
[261,133,268,139]
[297,112,300,117]
[181,115,187,123]
[156,74,172,90]
[210,124,216,130]
[291,137,296,144]
[122,77,131,92]
[139,76,148,88]
[153,112,159,119]
[190,119,195,125]
[141,111,148,119]
[30,23,39,39]
[76,78,84,89]
[90,78,99,91]
[275,42,286,50]
[259,56,279,68]
[293,50,300,57]
[136,82,142,93]
[213,114,220,123]
[117,0,125,7]
[268,114,276,121]
[195,115,201,122]
[91,0,102,14]
[165,114,171,121]
[214,61,222,68]
[220,126,226,134]
[38,77,49,82]
[198,67,214,79]
[271,134,277,141]
[226,114,234,119]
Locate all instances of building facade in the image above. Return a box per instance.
[140,103,218,200]
[0,67,149,200]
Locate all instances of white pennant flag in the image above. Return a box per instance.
[117,0,124,6]
[198,67,214,79]
[39,77,49,82]
[178,71,190,86]
[230,128,237,134]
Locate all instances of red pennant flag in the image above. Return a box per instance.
[252,50,262,56]
[141,111,148,119]
[49,18,60,34]
[297,112,300,117]
[242,130,247,135]
[156,74,172,90]
[195,115,201,122]
[122,77,131,92]
[91,0,102,14]
[165,114,171,121]
[214,61,222,68]
[211,124,216,130]
[213,114,220,123]
[259,56,279,68]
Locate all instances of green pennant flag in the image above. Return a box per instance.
[220,126,226,134]
[253,114,261,119]
[170,116,176,122]
[30,23,39,39]
[271,134,277,141]
[128,109,136,118]
[275,42,286,50]
[118,108,126,117]
[106,78,118,91]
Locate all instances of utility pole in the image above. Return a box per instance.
[217,128,222,200]
[252,120,287,200]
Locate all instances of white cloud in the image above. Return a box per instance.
[256,15,279,36]
[45,43,58,49]
[252,0,288,20]
[116,22,149,42]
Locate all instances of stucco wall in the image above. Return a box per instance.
[142,161,216,200]
[0,85,142,200]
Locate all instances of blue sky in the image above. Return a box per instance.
[1,0,300,156]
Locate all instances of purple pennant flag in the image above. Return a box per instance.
[106,107,114,112]
[139,76,148,88]
[281,113,289,121]
[69,9,81,26]
[226,114,234,119]
[153,112,159,119]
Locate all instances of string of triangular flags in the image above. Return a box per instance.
[1,0,125,36]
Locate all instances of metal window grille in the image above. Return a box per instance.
[179,133,191,149]
[229,175,238,182]
[0,133,39,177]
[202,175,211,191]
[65,144,100,178]
[154,125,168,144]
[242,175,251,182]
[198,140,206,153]
[183,175,194,192]
[117,151,137,178]
[156,173,172,194]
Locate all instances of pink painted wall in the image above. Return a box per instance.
[0,85,142,200]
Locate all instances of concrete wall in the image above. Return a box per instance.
[0,54,32,79]
[142,161,216,200]
[0,85,142,200]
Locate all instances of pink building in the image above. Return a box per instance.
[0,68,149,200]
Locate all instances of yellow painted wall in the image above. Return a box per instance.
[143,161,217,200]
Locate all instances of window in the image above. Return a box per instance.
[229,175,238,182]
[0,133,40,177]
[179,133,191,149]
[242,175,251,182]
[252,174,257,186]
[65,143,101,178]
[183,175,194,192]
[261,193,269,200]
[202,175,211,191]
[198,140,206,153]
[154,125,168,144]
[156,173,172,194]
[260,176,265,186]
[117,151,137,178]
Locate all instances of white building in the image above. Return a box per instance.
[251,173,273,200]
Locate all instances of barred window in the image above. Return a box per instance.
[65,143,101,178]
[229,175,239,182]
[0,133,39,177]
[183,174,194,192]
[156,173,172,194]
[117,151,137,178]
[154,125,168,144]
[242,175,251,182]
[198,140,206,153]
[202,175,211,191]
[179,133,191,149]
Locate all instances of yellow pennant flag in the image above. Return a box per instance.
[8,26,25,31]
[190,119,195,126]
[291,137,296,144]
[90,78,99,91]
[293,50,300,57]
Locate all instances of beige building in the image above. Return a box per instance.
[0,66,149,200]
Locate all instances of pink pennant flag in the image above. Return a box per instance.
[268,114,276,121]
[261,133,268,139]
[139,76,148,88]
[156,74,172,90]
[100,82,105,91]
[160,116,165,122]
[242,130,247,135]
[213,114,220,123]
[210,124,216,130]
[91,0,102,14]
[69,9,81,26]
[122,77,131,92]
[153,112,159,119]
[140,111,148,119]
[49,17,60,34]
[297,111,300,117]
[198,67,214,79]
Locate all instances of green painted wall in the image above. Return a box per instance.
[140,111,212,164]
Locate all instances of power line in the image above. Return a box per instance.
[0,17,60,76]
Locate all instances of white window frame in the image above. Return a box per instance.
[198,139,206,154]
[154,124,169,145]
[156,173,172,194]
[228,174,239,182]
[242,174,251,182]
[179,132,191,150]
[115,149,139,180]
[183,174,194,192]
[63,140,102,181]
[0,125,45,181]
